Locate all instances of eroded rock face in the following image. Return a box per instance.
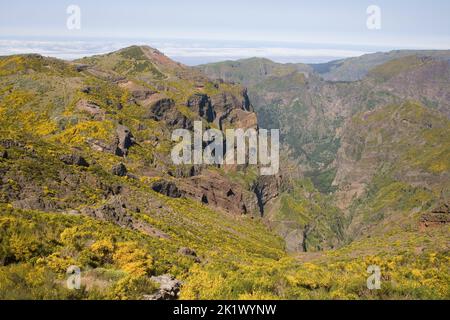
[253,175,283,216]
[150,98,176,119]
[152,180,184,198]
[82,196,132,227]
[149,97,194,129]
[187,93,215,122]
[420,203,450,230]
[115,125,135,156]
[179,172,259,215]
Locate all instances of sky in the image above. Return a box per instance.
[1,0,450,64]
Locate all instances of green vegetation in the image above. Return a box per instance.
[0,49,449,300]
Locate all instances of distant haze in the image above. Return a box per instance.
[1,0,449,64]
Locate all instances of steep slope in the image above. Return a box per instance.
[310,50,450,82]
[199,51,450,255]
[0,47,449,300]
[334,102,450,238]
[0,48,282,299]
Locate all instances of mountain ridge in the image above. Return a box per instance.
[0,46,449,300]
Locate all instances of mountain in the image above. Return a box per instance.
[0,47,449,300]
[198,50,450,297]
[310,50,450,82]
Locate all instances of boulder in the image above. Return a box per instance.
[178,247,200,263]
[112,163,127,177]
[144,275,182,300]
[152,180,183,198]
[115,125,135,156]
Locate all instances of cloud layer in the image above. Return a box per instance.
[0,39,370,65]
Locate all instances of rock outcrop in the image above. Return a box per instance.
[179,172,258,215]
[115,125,135,156]
[420,203,450,230]
[60,154,90,167]
[76,100,105,120]
[152,180,184,198]
[111,163,127,177]
[187,93,215,122]
[144,275,182,300]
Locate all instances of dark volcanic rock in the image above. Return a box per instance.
[152,180,183,198]
[83,196,132,227]
[187,93,215,122]
[81,196,169,239]
[150,98,176,119]
[60,154,89,167]
[111,163,127,177]
[178,247,200,262]
[149,97,193,129]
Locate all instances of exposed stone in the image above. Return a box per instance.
[152,180,183,198]
[0,139,25,149]
[60,154,89,167]
[82,196,169,239]
[420,203,450,230]
[115,125,135,156]
[187,93,215,122]
[82,196,132,227]
[131,88,157,101]
[253,175,283,216]
[150,98,176,119]
[178,247,200,262]
[75,65,89,72]
[86,138,117,154]
[179,171,259,215]
[168,165,202,178]
[178,247,197,257]
[76,99,105,120]
[144,275,182,300]
[81,87,92,94]
[111,163,127,177]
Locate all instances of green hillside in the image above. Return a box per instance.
[0,48,449,300]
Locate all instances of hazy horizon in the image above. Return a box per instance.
[1,0,450,65]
